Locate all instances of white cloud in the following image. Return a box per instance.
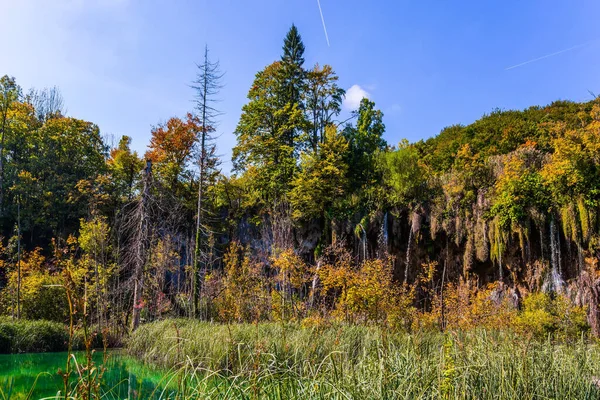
[343,84,370,110]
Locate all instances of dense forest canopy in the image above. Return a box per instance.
[0,26,599,336]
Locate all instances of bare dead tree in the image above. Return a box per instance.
[127,161,152,331]
[190,45,224,318]
[119,153,196,329]
[27,86,65,121]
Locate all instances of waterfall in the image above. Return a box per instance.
[405,212,418,284]
[556,220,562,276]
[539,227,544,264]
[544,219,564,293]
[309,261,321,308]
[378,212,389,257]
[383,212,389,252]
[498,250,503,282]
[404,227,413,284]
[360,225,367,261]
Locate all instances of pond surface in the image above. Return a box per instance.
[0,350,174,399]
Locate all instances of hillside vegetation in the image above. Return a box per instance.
[0,26,598,340]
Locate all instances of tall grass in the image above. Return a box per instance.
[0,318,111,355]
[0,318,69,353]
[126,319,600,399]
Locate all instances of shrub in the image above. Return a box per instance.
[434,281,518,331]
[0,248,69,323]
[516,292,589,339]
[0,319,69,353]
[20,274,69,322]
[0,322,16,352]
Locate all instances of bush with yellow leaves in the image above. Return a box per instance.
[216,241,269,323]
[515,292,588,340]
[435,281,518,331]
[1,248,69,322]
[318,254,411,326]
[270,248,311,321]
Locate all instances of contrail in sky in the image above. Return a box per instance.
[505,41,594,70]
[316,0,330,46]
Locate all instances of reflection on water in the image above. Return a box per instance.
[0,350,175,399]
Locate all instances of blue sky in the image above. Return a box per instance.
[2,0,599,171]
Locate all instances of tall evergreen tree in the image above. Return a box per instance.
[280,24,305,107]
[279,25,307,152]
[233,26,310,206]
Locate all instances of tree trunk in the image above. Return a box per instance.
[16,197,21,319]
[131,161,152,331]
[193,47,211,319]
[0,103,8,218]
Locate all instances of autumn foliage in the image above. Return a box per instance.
[0,26,599,342]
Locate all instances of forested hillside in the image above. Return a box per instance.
[1,26,599,337]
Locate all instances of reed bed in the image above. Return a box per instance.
[124,319,600,399]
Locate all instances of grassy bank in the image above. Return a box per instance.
[0,318,110,354]
[0,319,70,353]
[126,319,600,399]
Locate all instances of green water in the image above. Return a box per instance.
[0,351,175,399]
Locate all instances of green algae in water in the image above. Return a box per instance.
[0,351,175,399]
